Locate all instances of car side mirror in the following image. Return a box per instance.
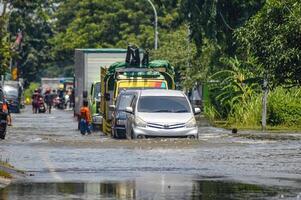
[109,105,116,111]
[125,107,133,114]
[194,107,201,115]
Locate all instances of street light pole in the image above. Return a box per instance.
[146,0,158,50]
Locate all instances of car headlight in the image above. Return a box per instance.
[186,117,196,128]
[135,116,147,127]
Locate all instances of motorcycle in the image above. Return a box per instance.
[57,97,65,109]
[38,96,46,113]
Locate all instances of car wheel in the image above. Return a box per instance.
[187,135,196,139]
[111,130,116,139]
[136,135,145,139]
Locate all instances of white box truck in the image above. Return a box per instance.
[74,48,127,127]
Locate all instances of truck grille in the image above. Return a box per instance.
[147,122,185,129]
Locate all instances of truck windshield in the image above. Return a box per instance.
[94,82,101,100]
[138,96,191,113]
[117,94,134,111]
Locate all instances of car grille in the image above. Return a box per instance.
[147,122,185,129]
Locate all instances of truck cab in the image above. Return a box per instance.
[100,46,175,135]
[89,81,102,128]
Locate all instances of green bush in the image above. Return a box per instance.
[268,87,301,127]
[228,95,262,127]
[203,102,221,123]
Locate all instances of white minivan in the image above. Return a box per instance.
[125,89,200,139]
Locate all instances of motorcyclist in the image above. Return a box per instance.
[44,88,52,114]
[31,89,40,113]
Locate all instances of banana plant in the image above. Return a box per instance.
[210,56,261,113]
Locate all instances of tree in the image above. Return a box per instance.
[151,25,216,89]
[180,0,265,55]
[236,0,301,87]
[50,0,181,76]
[7,0,54,82]
[0,0,11,76]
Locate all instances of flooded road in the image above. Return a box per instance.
[0,107,301,199]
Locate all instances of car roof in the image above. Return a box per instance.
[139,89,185,97]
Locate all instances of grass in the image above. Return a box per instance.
[213,121,301,132]
[0,170,12,179]
[0,158,14,169]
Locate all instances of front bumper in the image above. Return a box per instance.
[132,126,198,138]
[92,114,103,125]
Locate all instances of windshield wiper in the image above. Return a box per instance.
[154,109,172,112]
[174,110,188,113]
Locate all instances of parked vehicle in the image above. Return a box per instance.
[125,89,200,139]
[3,80,24,113]
[111,90,137,139]
[0,88,7,139]
[3,85,20,113]
[41,77,73,94]
[101,45,175,135]
[74,48,127,128]
[89,81,101,129]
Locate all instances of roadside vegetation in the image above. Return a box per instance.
[23,82,40,104]
[0,158,13,179]
[0,0,300,130]
[0,170,12,179]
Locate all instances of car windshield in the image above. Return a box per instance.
[94,82,101,100]
[137,96,191,113]
[117,94,134,110]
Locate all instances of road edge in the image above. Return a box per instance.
[0,165,26,189]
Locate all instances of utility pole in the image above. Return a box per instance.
[146,0,158,50]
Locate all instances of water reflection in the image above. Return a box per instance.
[0,175,288,200]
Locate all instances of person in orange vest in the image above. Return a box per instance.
[3,96,12,126]
[79,100,91,135]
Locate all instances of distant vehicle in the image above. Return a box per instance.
[41,77,73,94]
[3,85,21,113]
[74,48,128,128]
[111,90,136,139]
[125,89,200,139]
[89,81,101,128]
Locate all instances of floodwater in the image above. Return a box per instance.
[0,107,301,199]
[1,177,298,200]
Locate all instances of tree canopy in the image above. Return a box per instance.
[236,0,301,87]
[180,0,265,55]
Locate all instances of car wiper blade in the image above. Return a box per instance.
[174,110,188,113]
[154,109,172,112]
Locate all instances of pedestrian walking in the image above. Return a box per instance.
[79,100,91,135]
[3,96,12,126]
